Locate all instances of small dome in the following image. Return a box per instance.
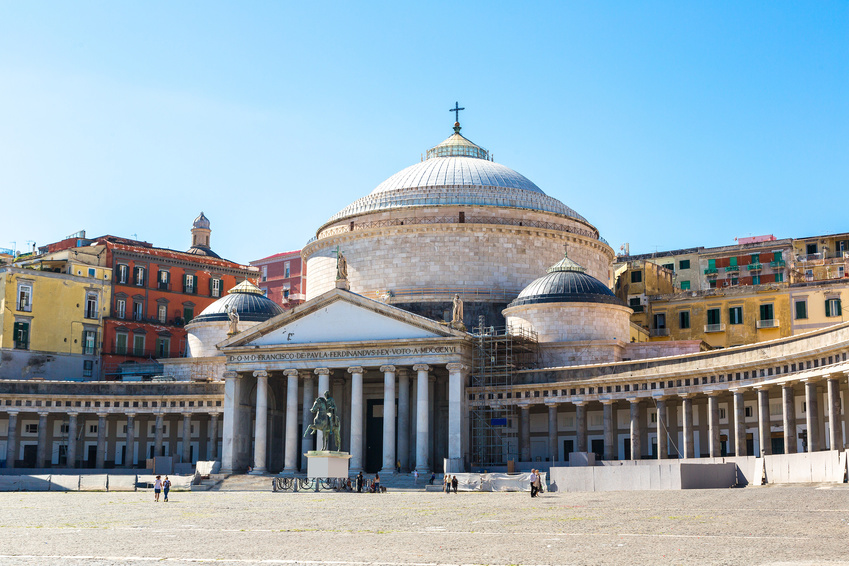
[185,246,221,259]
[508,253,623,308]
[192,280,285,323]
[193,212,211,229]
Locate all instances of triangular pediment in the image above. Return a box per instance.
[219,288,466,349]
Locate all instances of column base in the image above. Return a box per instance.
[248,468,268,475]
[378,468,396,476]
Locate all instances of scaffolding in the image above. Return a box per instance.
[469,318,538,469]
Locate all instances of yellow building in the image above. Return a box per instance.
[614,259,676,337]
[790,232,849,283]
[645,283,791,348]
[789,280,847,334]
[0,250,111,380]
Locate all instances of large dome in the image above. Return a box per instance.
[323,128,590,228]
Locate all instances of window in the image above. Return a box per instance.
[156,337,170,358]
[83,330,96,355]
[745,406,753,418]
[730,277,738,286]
[133,334,145,356]
[261,266,267,282]
[283,285,290,300]
[89,424,98,434]
[719,408,727,420]
[806,243,817,255]
[83,360,93,378]
[729,306,743,325]
[775,273,784,283]
[679,311,690,329]
[116,298,126,319]
[760,304,774,321]
[116,333,128,355]
[805,269,814,281]
[211,278,222,298]
[117,264,129,284]
[751,253,759,264]
[653,313,666,329]
[774,251,783,262]
[826,298,843,317]
[752,275,760,285]
[630,270,642,283]
[663,263,674,272]
[680,280,691,291]
[158,270,169,290]
[679,259,690,270]
[88,268,96,278]
[183,306,194,323]
[25,424,38,434]
[183,274,196,294]
[707,308,721,325]
[729,256,738,268]
[17,284,32,312]
[158,304,167,323]
[708,258,716,270]
[284,261,291,279]
[13,321,29,350]
[133,302,144,321]
[133,266,146,286]
[85,292,98,318]
[839,266,845,278]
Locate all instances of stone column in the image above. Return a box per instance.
[805,380,820,452]
[782,384,797,454]
[656,398,668,459]
[252,370,269,473]
[37,412,49,469]
[682,396,694,458]
[733,391,747,457]
[446,363,465,462]
[547,403,559,463]
[5,412,18,469]
[602,401,615,461]
[182,413,192,464]
[221,370,240,473]
[380,365,396,474]
[208,413,219,460]
[348,366,364,473]
[827,377,842,451]
[301,372,315,464]
[757,387,772,456]
[283,369,300,473]
[707,394,720,458]
[96,413,107,468]
[413,364,430,473]
[519,404,531,461]
[575,403,588,453]
[125,413,135,468]
[314,368,331,451]
[397,368,411,471]
[154,412,164,459]
[629,399,642,460]
[67,412,77,468]
[667,401,679,458]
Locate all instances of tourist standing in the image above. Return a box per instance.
[413,469,419,484]
[356,471,364,493]
[429,472,435,485]
[451,475,458,494]
[534,471,543,496]
[153,475,162,502]
[163,476,171,502]
[443,474,450,494]
[373,472,380,493]
[529,469,538,497]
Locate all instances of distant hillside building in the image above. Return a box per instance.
[250,250,305,309]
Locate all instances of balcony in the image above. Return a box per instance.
[650,328,670,337]
[756,319,779,329]
[747,263,763,271]
[704,323,726,333]
[769,260,785,268]
[724,266,739,273]
[704,267,718,275]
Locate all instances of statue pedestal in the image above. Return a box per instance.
[305,450,351,479]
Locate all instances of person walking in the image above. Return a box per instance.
[451,475,458,494]
[443,474,450,494]
[413,469,419,484]
[529,469,538,498]
[534,470,543,496]
[429,472,435,485]
[162,476,171,502]
[153,475,162,502]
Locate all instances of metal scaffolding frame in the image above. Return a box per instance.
[469,318,538,469]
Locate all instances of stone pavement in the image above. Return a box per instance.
[1,484,849,565]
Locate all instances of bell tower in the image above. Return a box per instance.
[191,212,212,249]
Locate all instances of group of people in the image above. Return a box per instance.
[153,475,171,502]
[529,469,544,497]
[354,471,385,493]
[443,474,459,494]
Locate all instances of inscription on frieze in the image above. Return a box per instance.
[227,345,458,363]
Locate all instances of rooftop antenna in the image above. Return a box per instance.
[130,234,138,241]
[25,240,36,253]
[9,241,16,257]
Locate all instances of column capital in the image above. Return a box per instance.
[314,368,331,376]
[517,403,531,411]
[347,366,365,374]
[253,370,268,379]
[209,412,221,419]
[600,399,615,405]
[67,411,78,418]
[96,412,109,418]
[125,413,136,418]
[222,371,239,380]
[545,401,560,409]
[38,411,49,417]
[282,369,299,378]
[182,412,193,418]
[572,400,586,407]
[446,363,467,373]
[412,364,430,372]
[627,397,641,404]
[380,365,396,373]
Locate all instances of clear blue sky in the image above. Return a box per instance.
[2,2,847,264]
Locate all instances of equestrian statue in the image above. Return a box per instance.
[303,390,341,452]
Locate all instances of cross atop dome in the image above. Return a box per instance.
[449,101,465,133]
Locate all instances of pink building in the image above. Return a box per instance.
[250,250,306,309]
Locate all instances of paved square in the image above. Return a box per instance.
[1,485,848,565]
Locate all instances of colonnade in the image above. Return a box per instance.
[224,362,467,475]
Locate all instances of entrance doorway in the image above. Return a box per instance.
[22,445,37,467]
[365,399,383,473]
[86,445,97,468]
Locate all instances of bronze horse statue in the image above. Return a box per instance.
[303,396,341,452]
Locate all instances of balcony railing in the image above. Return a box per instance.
[704,323,726,333]
[650,328,670,337]
[747,263,763,271]
[724,266,739,272]
[704,267,718,275]
[756,319,779,329]
[769,260,785,268]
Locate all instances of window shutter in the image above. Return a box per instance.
[192,275,198,294]
[838,300,843,317]
[183,274,189,293]
[208,277,213,295]
[826,300,831,317]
